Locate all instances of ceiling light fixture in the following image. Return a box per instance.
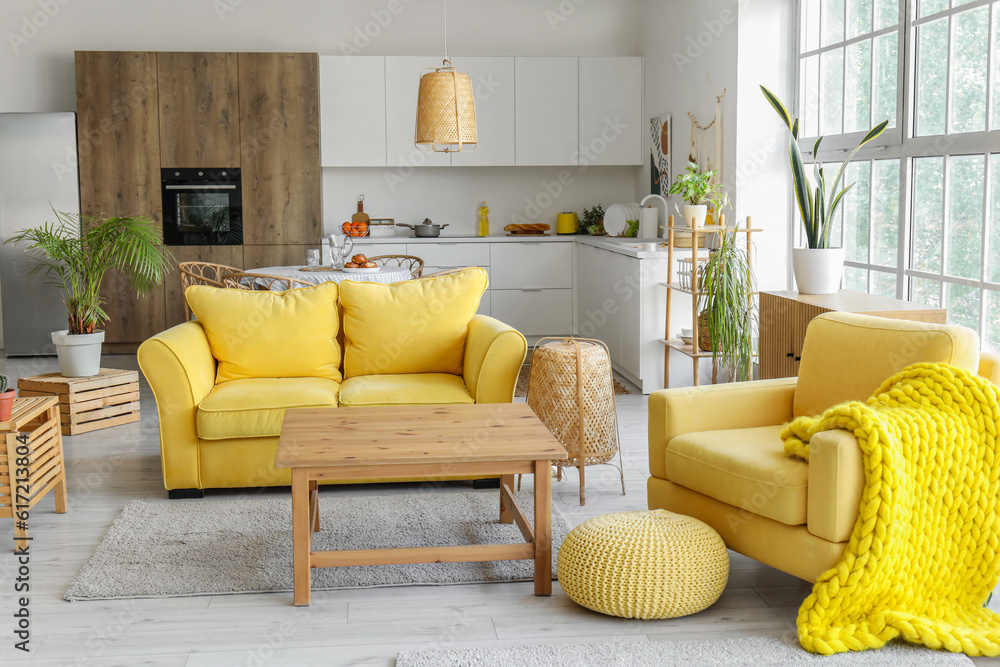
[414,0,477,153]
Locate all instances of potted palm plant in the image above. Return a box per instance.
[0,374,14,421]
[668,161,723,229]
[761,86,888,294]
[5,211,173,378]
[698,220,756,382]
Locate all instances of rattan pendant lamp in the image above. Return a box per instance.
[414,0,477,153]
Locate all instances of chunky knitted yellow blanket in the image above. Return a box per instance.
[782,362,1000,656]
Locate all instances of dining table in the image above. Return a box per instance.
[246,265,412,290]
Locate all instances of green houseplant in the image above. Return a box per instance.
[698,222,756,382]
[0,374,13,421]
[760,86,888,293]
[669,161,724,229]
[5,211,173,378]
[582,205,606,236]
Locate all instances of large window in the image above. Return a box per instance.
[797,0,1000,352]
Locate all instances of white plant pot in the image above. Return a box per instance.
[51,330,105,378]
[683,204,708,229]
[792,247,845,295]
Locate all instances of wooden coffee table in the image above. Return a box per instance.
[275,403,568,606]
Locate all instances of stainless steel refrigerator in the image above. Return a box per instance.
[0,112,80,357]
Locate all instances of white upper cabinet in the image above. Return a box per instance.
[578,57,643,166]
[448,57,515,167]
[318,56,642,168]
[514,57,579,166]
[385,56,452,167]
[319,56,387,167]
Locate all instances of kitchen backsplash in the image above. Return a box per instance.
[322,165,638,237]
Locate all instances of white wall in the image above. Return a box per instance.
[0,0,639,113]
[324,166,637,237]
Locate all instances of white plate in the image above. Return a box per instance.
[678,335,693,345]
[343,266,381,274]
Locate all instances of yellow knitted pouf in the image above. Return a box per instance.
[557,510,729,619]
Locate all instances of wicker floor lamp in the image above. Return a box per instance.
[522,337,626,505]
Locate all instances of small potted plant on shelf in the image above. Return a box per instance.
[668,161,724,229]
[5,210,173,378]
[0,374,14,421]
[760,86,887,294]
[697,217,756,383]
[581,205,606,236]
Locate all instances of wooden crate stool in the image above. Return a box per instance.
[17,369,140,436]
[523,337,625,505]
[1,397,68,550]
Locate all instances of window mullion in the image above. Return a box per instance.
[979,155,991,335]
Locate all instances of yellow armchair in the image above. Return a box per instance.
[648,311,998,582]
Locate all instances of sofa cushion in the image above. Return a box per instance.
[186,282,342,384]
[665,425,808,527]
[339,373,475,407]
[197,377,341,440]
[339,267,488,378]
[793,312,980,417]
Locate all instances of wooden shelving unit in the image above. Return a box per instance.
[660,217,761,388]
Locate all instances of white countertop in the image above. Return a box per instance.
[353,234,683,259]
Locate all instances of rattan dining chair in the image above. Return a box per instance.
[367,254,424,278]
[222,272,314,291]
[178,261,240,320]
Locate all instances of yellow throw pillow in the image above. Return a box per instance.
[186,282,342,384]
[339,267,488,377]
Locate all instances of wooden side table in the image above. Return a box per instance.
[1,397,68,550]
[759,290,949,379]
[17,369,139,435]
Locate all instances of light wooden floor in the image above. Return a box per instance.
[0,354,996,666]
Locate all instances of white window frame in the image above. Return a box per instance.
[794,0,1000,344]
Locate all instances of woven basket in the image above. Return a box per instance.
[525,338,624,504]
[415,63,477,149]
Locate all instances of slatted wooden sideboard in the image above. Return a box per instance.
[759,290,948,380]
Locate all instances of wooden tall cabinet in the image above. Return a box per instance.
[77,50,323,342]
[759,290,948,380]
[75,51,165,349]
[239,52,321,249]
[157,52,241,168]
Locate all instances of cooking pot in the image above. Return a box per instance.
[396,218,450,238]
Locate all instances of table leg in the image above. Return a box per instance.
[499,474,514,524]
[533,459,552,596]
[309,480,319,532]
[51,406,68,514]
[291,468,311,606]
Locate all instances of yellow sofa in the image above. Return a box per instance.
[648,311,1000,583]
[138,268,528,497]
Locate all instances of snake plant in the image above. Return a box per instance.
[0,375,8,394]
[760,86,888,249]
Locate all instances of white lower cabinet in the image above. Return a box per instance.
[491,289,573,336]
[575,243,667,394]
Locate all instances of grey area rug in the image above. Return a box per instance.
[396,634,975,667]
[64,490,568,601]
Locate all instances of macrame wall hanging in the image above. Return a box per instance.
[688,89,725,186]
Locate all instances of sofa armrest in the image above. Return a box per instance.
[137,321,217,490]
[648,378,797,479]
[807,428,864,543]
[980,353,1000,388]
[463,315,527,403]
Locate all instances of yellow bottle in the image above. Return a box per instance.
[479,202,489,237]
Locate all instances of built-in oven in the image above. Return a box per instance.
[161,168,242,246]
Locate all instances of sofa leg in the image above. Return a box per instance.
[472,478,501,490]
[168,488,206,499]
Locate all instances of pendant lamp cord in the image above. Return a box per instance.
[442,0,449,65]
